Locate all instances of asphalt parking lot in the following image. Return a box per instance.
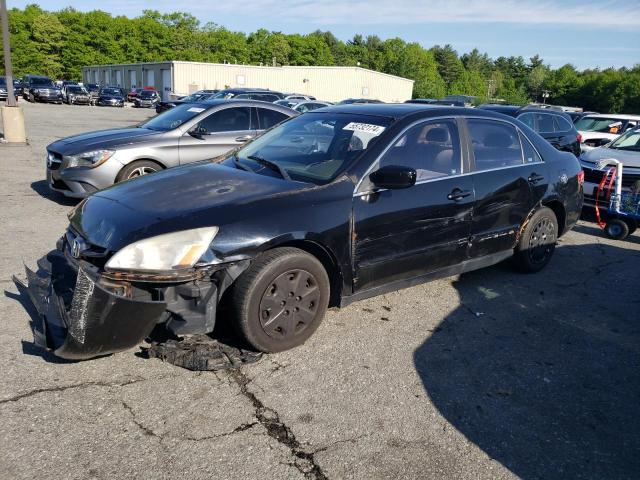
[1,101,640,480]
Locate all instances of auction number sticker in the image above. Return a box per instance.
[187,107,206,113]
[343,122,386,135]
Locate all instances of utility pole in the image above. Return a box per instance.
[1,0,26,143]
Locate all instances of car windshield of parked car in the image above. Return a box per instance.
[139,90,156,98]
[609,129,640,151]
[101,88,121,96]
[139,104,207,131]
[233,113,392,184]
[67,86,85,94]
[0,77,6,86]
[32,78,54,87]
[575,116,624,132]
[211,91,237,99]
[275,100,299,108]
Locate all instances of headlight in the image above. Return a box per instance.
[65,149,115,168]
[105,227,219,272]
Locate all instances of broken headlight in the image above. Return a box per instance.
[105,227,219,272]
[65,149,115,168]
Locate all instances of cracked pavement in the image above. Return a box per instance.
[1,102,639,479]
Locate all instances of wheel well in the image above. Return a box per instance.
[274,240,343,308]
[117,159,165,181]
[542,200,566,236]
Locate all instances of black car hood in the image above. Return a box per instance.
[47,128,161,155]
[69,162,309,251]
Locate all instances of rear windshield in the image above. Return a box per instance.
[610,129,640,152]
[232,112,393,184]
[139,103,208,131]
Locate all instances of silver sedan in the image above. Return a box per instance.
[45,100,297,197]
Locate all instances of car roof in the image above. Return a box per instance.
[185,99,297,112]
[318,102,477,119]
[580,113,640,121]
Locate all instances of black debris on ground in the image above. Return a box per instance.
[141,335,263,371]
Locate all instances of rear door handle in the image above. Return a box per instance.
[528,173,545,184]
[235,135,254,142]
[447,188,472,201]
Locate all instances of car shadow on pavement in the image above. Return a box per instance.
[30,180,79,206]
[414,243,640,479]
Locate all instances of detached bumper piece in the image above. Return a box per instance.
[25,250,166,360]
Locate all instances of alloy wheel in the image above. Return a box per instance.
[127,166,157,178]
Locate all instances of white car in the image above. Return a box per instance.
[575,114,640,151]
[274,99,332,113]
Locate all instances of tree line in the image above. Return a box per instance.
[2,5,639,113]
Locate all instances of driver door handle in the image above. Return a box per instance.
[447,188,472,201]
[235,135,254,142]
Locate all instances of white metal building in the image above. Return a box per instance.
[81,61,414,103]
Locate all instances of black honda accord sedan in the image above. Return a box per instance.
[27,104,583,359]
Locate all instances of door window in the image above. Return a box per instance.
[518,112,536,130]
[553,115,573,133]
[535,113,555,133]
[378,119,462,181]
[196,107,251,134]
[257,108,289,130]
[467,119,523,171]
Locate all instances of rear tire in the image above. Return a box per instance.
[514,207,558,273]
[228,247,330,353]
[605,219,630,240]
[116,160,162,182]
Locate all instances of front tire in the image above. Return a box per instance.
[229,247,330,352]
[514,207,558,273]
[116,160,162,182]
[605,219,630,240]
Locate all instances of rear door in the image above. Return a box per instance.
[465,118,548,258]
[179,106,255,164]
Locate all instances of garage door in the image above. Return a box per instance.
[115,70,122,87]
[161,69,171,101]
[130,70,137,88]
[146,70,155,89]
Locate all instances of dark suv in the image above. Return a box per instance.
[478,105,581,157]
[22,75,63,103]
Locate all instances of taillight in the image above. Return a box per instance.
[577,170,585,185]
[577,133,582,143]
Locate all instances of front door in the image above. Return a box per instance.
[179,106,256,165]
[352,118,474,292]
[465,118,548,258]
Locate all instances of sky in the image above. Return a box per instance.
[8,0,640,70]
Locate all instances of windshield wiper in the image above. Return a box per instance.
[233,154,254,173]
[247,155,291,181]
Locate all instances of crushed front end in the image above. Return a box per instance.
[24,230,249,360]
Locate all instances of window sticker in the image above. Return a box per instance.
[187,107,205,113]
[343,122,386,135]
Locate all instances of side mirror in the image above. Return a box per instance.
[369,165,417,190]
[188,130,206,140]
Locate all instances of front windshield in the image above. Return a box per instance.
[575,116,624,133]
[232,112,393,184]
[0,77,6,86]
[139,103,207,131]
[101,88,121,96]
[610,129,640,151]
[139,90,156,98]
[32,78,54,87]
[67,86,85,94]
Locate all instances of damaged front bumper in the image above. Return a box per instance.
[24,240,249,360]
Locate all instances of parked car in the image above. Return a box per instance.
[338,98,384,105]
[84,83,100,105]
[477,104,581,157]
[63,85,91,105]
[45,100,297,198]
[97,87,125,107]
[34,104,583,360]
[155,91,218,114]
[274,99,332,113]
[406,98,465,107]
[284,94,317,101]
[12,79,24,97]
[133,89,160,108]
[574,114,640,151]
[211,88,285,102]
[22,75,63,103]
[0,76,19,102]
[60,81,78,96]
[579,127,640,209]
